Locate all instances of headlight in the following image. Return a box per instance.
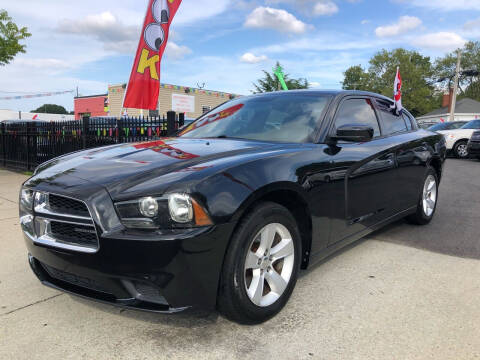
[168,194,193,223]
[115,193,212,229]
[139,197,159,218]
[19,187,35,238]
[20,188,34,213]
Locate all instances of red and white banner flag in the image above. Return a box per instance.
[391,66,402,114]
[123,0,182,110]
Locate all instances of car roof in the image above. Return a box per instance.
[241,89,395,103]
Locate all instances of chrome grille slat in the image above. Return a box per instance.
[32,192,99,253]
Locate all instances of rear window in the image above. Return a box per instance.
[376,100,407,135]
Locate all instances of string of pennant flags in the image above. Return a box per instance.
[109,84,235,98]
[1,124,168,138]
[0,90,74,101]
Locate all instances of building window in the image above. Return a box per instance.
[202,106,211,114]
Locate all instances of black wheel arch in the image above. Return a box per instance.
[230,182,313,270]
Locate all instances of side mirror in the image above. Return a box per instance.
[333,124,374,143]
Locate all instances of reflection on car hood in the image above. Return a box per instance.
[35,137,280,190]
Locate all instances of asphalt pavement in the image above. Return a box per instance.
[1,158,479,360]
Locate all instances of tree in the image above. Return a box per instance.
[32,104,68,114]
[0,10,31,66]
[252,61,309,93]
[342,48,440,116]
[433,41,480,101]
[342,65,372,91]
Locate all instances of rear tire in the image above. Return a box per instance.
[217,202,301,324]
[453,140,469,158]
[406,167,438,225]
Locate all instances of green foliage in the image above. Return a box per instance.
[0,9,31,66]
[252,61,309,93]
[342,65,371,91]
[31,104,69,114]
[433,41,480,102]
[342,48,441,116]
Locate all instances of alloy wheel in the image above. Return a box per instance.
[457,144,468,158]
[244,223,295,307]
[422,174,437,217]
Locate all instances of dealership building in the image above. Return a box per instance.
[74,83,237,120]
[74,94,109,120]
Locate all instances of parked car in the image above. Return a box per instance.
[20,90,446,324]
[437,120,480,158]
[467,130,480,159]
[427,121,468,132]
[418,122,437,129]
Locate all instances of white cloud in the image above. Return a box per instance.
[361,19,370,25]
[165,42,192,61]
[265,0,340,15]
[252,34,385,54]
[57,12,139,54]
[0,57,107,111]
[240,53,268,63]
[309,81,321,88]
[14,58,71,71]
[313,1,339,16]
[375,16,422,37]
[173,0,232,25]
[411,32,466,51]
[244,7,309,34]
[464,17,480,31]
[401,0,480,11]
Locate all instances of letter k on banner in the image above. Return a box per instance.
[124,0,183,110]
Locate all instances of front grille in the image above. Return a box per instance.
[41,263,107,293]
[50,221,98,248]
[32,192,99,252]
[48,194,90,217]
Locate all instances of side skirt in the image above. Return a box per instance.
[307,206,417,268]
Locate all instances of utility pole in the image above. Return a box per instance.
[450,50,461,122]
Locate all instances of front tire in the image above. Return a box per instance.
[454,140,469,158]
[217,202,301,324]
[406,167,438,225]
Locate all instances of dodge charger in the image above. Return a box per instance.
[20,90,446,324]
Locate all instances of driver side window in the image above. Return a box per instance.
[335,98,380,137]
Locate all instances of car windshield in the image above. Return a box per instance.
[178,94,332,143]
[428,123,448,131]
[429,122,466,131]
[461,120,480,129]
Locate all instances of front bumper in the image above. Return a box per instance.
[22,172,235,312]
[25,223,235,312]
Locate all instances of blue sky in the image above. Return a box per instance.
[1,0,479,112]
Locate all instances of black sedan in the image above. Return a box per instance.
[467,130,480,159]
[20,90,446,324]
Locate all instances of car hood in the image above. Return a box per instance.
[34,137,281,193]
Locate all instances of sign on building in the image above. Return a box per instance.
[172,94,195,113]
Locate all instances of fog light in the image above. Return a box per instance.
[20,214,35,238]
[168,194,193,223]
[139,197,159,218]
